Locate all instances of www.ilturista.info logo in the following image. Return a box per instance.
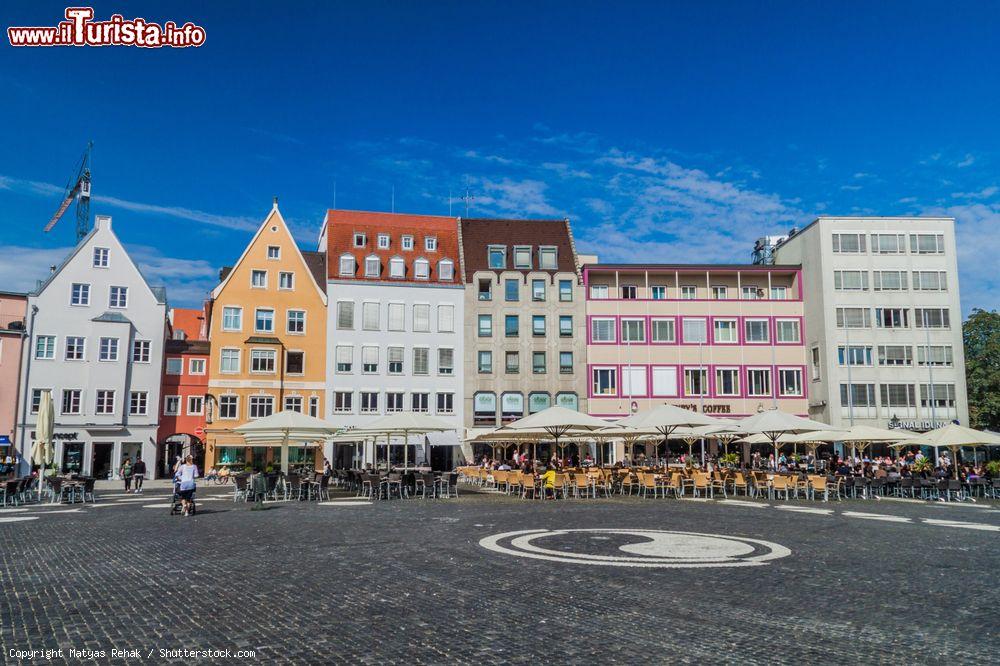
[8,7,206,48]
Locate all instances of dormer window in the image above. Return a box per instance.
[438,259,454,281]
[364,255,381,278]
[267,245,281,260]
[414,258,430,280]
[339,253,356,277]
[389,256,405,278]
[539,246,558,270]
[425,236,438,252]
[488,246,506,269]
[402,235,414,251]
[93,247,109,268]
[353,233,367,248]
[377,234,390,249]
[513,246,532,269]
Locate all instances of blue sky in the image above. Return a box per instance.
[1,1,998,312]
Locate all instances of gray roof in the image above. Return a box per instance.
[91,312,133,325]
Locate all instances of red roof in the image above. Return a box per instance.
[324,210,462,285]
[171,307,206,341]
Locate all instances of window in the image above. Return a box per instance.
[501,392,524,422]
[478,315,492,337]
[413,304,430,332]
[559,280,573,302]
[556,393,579,411]
[166,357,183,375]
[436,392,455,414]
[474,392,497,425]
[681,285,697,300]
[249,395,275,419]
[532,279,546,301]
[254,308,275,333]
[621,285,637,300]
[770,286,788,300]
[339,254,356,276]
[775,319,801,343]
[360,392,379,414]
[621,366,647,396]
[222,306,242,331]
[513,246,532,269]
[425,236,438,252]
[267,245,281,259]
[285,351,304,374]
[250,270,267,288]
[684,368,708,396]
[873,271,906,291]
[505,315,519,337]
[880,383,916,408]
[35,335,55,359]
[682,318,707,344]
[559,315,573,337]
[875,307,908,329]
[592,368,617,396]
[335,346,353,373]
[386,393,404,413]
[389,257,405,278]
[539,246,558,269]
[98,338,119,362]
[488,246,506,269]
[915,308,950,329]
[917,345,953,367]
[414,258,430,280]
[284,396,303,413]
[413,348,429,375]
[363,346,380,373]
[438,348,454,375]
[811,347,821,380]
[364,256,380,278]
[60,389,81,415]
[838,345,873,366]
[746,369,771,397]
[336,301,354,329]
[287,309,306,334]
[353,232,367,247]
[920,383,956,409]
[29,389,45,414]
[250,349,276,373]
[612,318,642,343]
[109,286,128,308]
[93,247,109,267]
[132,340,150,363]
[387,302,404,331]
[559,351,573,374]
[411,393,429,413]
[878,345,912,367]
[712,285,728,300]
[589,284,609,299]
[910,233,944,254]
[871,233,905,254]
[505,279,519,302]
[388,347,404,374]
[438,259,454,281]
[163,396,180,416]
[532,315,546,337]
[742,285,764,300]
[715,368,739,396]
[437,304,455,332]
[832,232,866,253]
[528,392,551,414]
[505,351,520,374]
[651,319,676,343]
[65,336,85,361]
[912,271,947,291]
[713,319,737,344]
[591,318,615,342]
[478,279,492,301]
[840,383,876,408]
[275,271,293,290]
[401,235,414,251]
[219,395,238,419]
[478,350,493,373]
[836,307,871,328]
[186,395,203,416]
[96,390,115,415]
[70,283,90,306]
[744,319,770,343]
[189,358,206,375]
[362,302,379,331]
[377,234,390,250]
[332,391,353,414]
[834,270,869,291]
[651,285,666,300]
[532,351,546,374]
[778,368,803,396]
[220,349,240,374]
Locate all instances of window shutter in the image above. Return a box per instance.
[337,302,354,329]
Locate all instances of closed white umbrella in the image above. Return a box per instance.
[234,410,341,474]
[34,389,54,501]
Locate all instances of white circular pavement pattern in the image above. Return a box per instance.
[480,529,791,568]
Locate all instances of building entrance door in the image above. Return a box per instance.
[91,442,113,479]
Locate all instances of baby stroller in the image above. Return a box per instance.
[169,479,196,515]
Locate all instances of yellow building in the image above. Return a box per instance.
[204,201,327,470]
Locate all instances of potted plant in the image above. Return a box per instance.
[719,452,740,469]
[985,460,1000,478]
[912,457,932,477]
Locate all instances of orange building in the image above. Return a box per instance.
[203,201,327,470]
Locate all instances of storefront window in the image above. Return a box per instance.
[62,442,83,474]
[217,446,246,465]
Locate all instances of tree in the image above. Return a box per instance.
[963,308,1000,431]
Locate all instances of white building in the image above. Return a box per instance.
[320,210,465,469]
[771,216,968,431]
[16,215,168,478]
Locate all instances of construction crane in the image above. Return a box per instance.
[44,141,93,241]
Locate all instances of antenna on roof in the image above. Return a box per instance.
[461,187,475,217]
[391,185,395,213]
[448,189,453,216]
[333,178,337,209]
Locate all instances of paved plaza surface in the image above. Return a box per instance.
[1,485,998,665]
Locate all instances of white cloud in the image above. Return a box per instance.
[921,203,1000,313]
[956,154,976,168]
[474,178,563,217]
[0,245,73,293]
[950,186,997,200]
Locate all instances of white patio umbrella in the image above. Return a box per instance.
[357,412,456,470]
[618,404,724,463]
[498,406,612,462]
[734,409,833,467]
[900,424,1000,479]
[32,389,54,501]
[234,410,341,474]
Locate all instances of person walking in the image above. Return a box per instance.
[175,455,199,516]
[132,456,146,494]
[120,457,133,493]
